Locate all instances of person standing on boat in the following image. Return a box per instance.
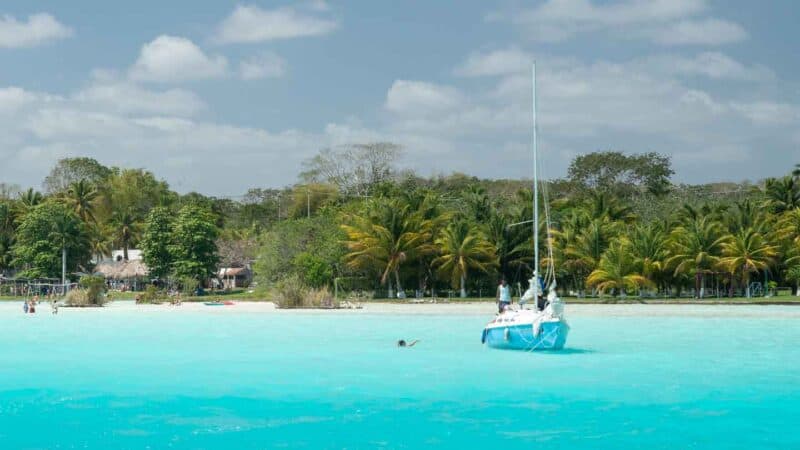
[497,279,511,313]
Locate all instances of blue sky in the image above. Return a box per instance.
[0,0,798,195]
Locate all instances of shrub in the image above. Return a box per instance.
[179,276,200,296]
[273,275,338,309]
[66,275,108,307]
[137,284,165,304]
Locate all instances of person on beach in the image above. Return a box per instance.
[397,339,419,347]
[29,296,37,314]
[497,279,511,313]
[23,300,29,314]
[51,299,59,315]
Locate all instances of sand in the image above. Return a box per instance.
[4,300,798,319]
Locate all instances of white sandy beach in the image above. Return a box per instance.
[4,300,800,318]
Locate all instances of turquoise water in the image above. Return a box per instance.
[2,303,799,449]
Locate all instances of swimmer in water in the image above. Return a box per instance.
[397,339,419,347]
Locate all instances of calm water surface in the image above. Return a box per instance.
[1,303,799,449]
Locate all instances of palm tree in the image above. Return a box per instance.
[718,228,777,298]
[563,217,617,294]
[17,188,43,214]
[585,192,636,223]
[433,220,497,297]
[765,176,800,214]
[110,209,141,261]
[64,179,99,223]
[784,265,800,297]
[50,211,87,285]
[587,238,652,297]
[667,217,728,298]
[629,223,669,292]
[341,198,428,298]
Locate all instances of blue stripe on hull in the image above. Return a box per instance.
[482,321,569,351]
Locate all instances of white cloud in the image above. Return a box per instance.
[239,52,287,80]
[385,80,463,115]
[74,81,205,116]
[455,48,533,77]
[215,4,338,44]
[0,13,72,48]
[654,19,747,45]
[646,52,773,81]
[493,0,746,46]
[729,102,800,126]
[130,35,228,82]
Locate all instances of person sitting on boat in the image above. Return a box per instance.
[397,339,419,347]
[496,279,511,313]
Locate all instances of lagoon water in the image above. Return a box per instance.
[1,302,799,449]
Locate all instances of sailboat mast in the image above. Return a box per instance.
[532,63,539,293]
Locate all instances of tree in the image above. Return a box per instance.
[301,143,402,196]
[254,215,345,287]
[587,238,652,296]
[140,207,174,280]
[0,202,16,273]
[718,228,777,298]
[12,202,89,279]
[110,209,140,261]
[64,179,99,223]
[433,220,497,297]
[567,151,673,197]
[764,176,800,214]
[17,188,43,213]
[629,223,669,290]
[667,217,728,298]
[169,205,220,283]
[785,265,800,296]
[341,198,427,298]
[43,157,111,194]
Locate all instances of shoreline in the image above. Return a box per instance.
[4,300,800,318]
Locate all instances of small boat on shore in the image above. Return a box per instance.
[204,301,235,306]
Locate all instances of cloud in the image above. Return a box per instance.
[385,80,463,115]
[644,52,773,81]
[214,4,338,44]
[239,52,287,80]
[492,0,746,46]
[653,19,747,45]
[73,80,205,116]
[130,35,228,82]
[454,47,532,77]
[0,13,72,48]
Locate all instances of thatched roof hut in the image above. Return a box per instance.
[94,260,149,280]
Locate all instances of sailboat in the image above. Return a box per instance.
[481,64,569,351]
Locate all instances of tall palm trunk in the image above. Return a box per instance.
[394,270,405,299]
[62,246,67,288]
[460,274,466,298]
[743,269,751,298]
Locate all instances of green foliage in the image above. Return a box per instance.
[138,284,164,304]
[178,276,200,295]
[169,205,220,282]
[140,206,174,279]
[79,275,108,303]
[66,275,108,307]
[433,220,497,297]
[12,201,90,279]
[567,151,673,197]
[254,215,344,287]
[43,157,112,194]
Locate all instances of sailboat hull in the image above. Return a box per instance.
[482,320,569,351]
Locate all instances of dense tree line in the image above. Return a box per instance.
[2,148,799,300]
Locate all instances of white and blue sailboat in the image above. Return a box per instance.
[482,64,569,351]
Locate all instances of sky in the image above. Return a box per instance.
[0,0,798,195]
